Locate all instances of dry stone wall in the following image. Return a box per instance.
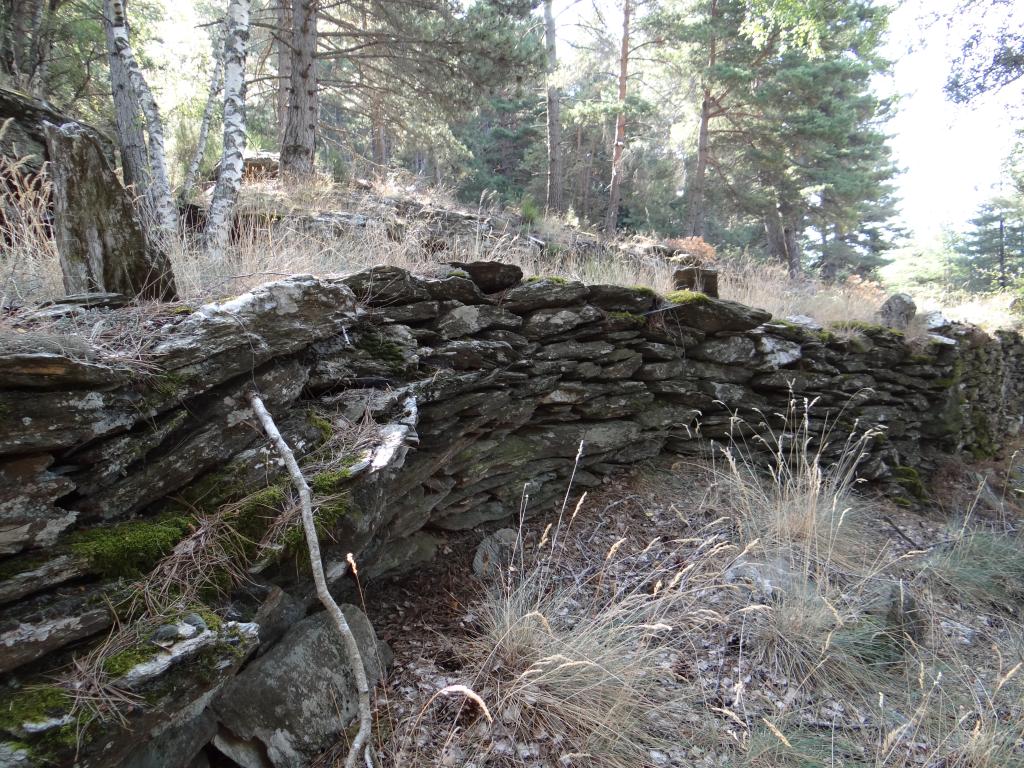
[1,263,1023,767]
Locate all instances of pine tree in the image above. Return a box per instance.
[955,195,1024,290]
[664,0,896,276]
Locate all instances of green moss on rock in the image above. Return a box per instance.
[891,466,927,499]
[280,493,356,555]
[307,409,335,445]
[0,552,49,581]
[829,319,903,337]
[0,687,71,733]
[103,644,160,677]
[607,311,647,327]
[233,485,287,542]
[663,289,711,305]
[310,458,361,494]
[355,331,407,371]
[68,516,193,579]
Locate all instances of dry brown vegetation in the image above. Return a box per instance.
[3,173,893,327]
[361,406,1024,768]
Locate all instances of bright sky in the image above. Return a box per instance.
[880,0,1022,239]
[553,0,1022,241]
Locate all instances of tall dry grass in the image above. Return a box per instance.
[0,152,63,307]
[717,254,888,325]
[638,403,1024,768]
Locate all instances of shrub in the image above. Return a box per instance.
[519,194,541,225]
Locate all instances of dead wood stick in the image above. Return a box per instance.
[248,391,372,768]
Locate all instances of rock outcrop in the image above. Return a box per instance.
[1,264,1023,767]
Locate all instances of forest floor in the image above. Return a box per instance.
[339,438,1024,768]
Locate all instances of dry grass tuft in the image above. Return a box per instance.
[0,150,62,306]
[703,400,882,569]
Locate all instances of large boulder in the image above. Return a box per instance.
[0,86,112,169]
[214,606,392,768]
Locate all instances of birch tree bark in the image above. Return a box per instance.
[203,0,249,259]
[180,54,222,204]
[102,1,148,193]
[603,0,630,238]
[279,0,318,178]
[543,0,563,213]
[104,0,177,247]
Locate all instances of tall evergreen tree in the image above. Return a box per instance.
[955,195,1024,290]
[662,0,895,275]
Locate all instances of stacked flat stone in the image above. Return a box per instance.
[1,264,1022,767]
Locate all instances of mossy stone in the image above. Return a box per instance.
[68,515,193,579]
[663,289,710,305]
[103,643,160,677]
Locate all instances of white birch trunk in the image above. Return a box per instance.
[102,2,149,193]
[180,54,222,204]
[203,0,250,259]
[104,0,177,247]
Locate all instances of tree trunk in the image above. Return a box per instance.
[370,95,387,166]
[684,1,717,238]
[204,0,249,259]
[1,0,61,95]
[104,0,177,247]
[180,54,222,203]
[543,0,563,213]
[0,2,14,80]
[102,0,148,193]
[43,122,177,300]
[765,208,802,278]
[279,0,317,178]
[999,215,1007,288]
[603,0,630,238]
[276,0,292,147]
